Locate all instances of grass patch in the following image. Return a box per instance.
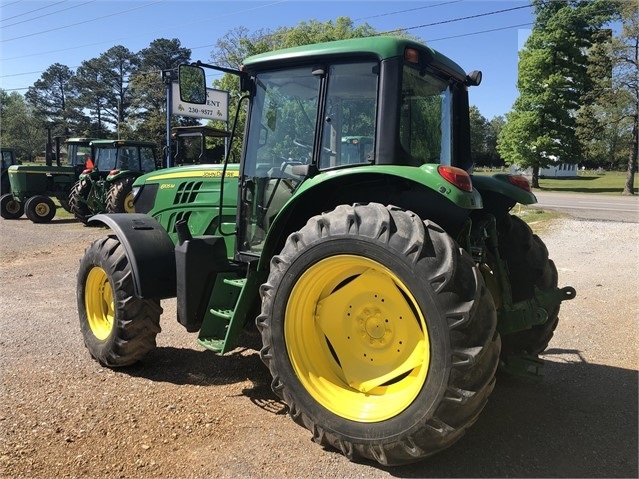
[537,171,638,195]
[474,169,637,194]
[511,204,567,234]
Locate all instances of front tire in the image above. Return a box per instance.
[0,193,23,219]
[24,195,56,223]
[77,236,162,367]
[69,179,93,224]
[105,176,136,214]
[257,203,500,465]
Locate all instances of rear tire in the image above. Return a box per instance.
[257,203,500,465]
[69,179,92,224]
[105,176,136,214]
[24,195,56,223]
[77,236,162,367]
[497,214,560,357]
[0,193,23,219]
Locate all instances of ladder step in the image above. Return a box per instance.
[197,337,225,353]
[223,278,246,288]
[210,308,233,320]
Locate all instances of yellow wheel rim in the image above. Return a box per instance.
[85,267,115,340]
[285,255,430,422]
[34,202,50,216]
[123,191,135,213]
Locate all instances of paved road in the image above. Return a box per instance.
[534,190,639,223]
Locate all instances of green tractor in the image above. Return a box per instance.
[76,37,575,465]
[68,139,160,224]
[1,138,96,222]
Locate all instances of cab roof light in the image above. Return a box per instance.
[507,175,532,192]
[404,48,419,64]
[438,165,473,192]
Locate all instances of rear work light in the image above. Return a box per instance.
[507,174,532,192]
[438,165,473,192]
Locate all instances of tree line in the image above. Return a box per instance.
[1,7,636,194]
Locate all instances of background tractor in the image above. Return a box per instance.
[1,137,96,222]
[171,125,230,165]
[68,139,160,224]
[76,37,575,466]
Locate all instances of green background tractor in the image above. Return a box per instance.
[76,37,575,465]
[1,138,96,223]
[68,139,160,224]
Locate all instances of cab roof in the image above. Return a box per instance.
[90,139,157,148]
[242,36,467,81]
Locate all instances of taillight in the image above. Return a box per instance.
[507,175,532,192]
[109,169,120,176]
[438,165,473,192]
[81,168,92,174]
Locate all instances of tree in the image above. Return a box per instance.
[24,63,78,135]
[0,89,46,161]
[91,46,140,137]
[69,58,112,138]
[129,38,193,149]
[469,105,489,165]
[498,0,614,187]
[613,1,638,195]
[486,115,506,168]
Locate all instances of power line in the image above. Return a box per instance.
[0,2,532,90]
[354,1,465,21]
[380,5,533,35]
[1,0,167,42]
[1,0,97,29]
[0,0,67,23]
[426,22,533,43]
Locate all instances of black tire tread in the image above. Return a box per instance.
[78,236,162,367]
[68,179,92,224]
[257,203,499,465]
[105,176,136,214]
[498,214,560,356]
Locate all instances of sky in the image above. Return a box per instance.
[0,0,536,120]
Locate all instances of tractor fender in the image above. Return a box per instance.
[471,173,537,205]
[87,213,177,299]
[257,166,481,271]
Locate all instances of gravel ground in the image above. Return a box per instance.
[0,215,637,478]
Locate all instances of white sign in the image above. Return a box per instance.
[171,83,229,121]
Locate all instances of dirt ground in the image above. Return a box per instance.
[0,214,637,478]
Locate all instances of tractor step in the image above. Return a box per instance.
[197,277,249,354]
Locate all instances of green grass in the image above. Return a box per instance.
[536,171,638,195]
[474,169,637,195]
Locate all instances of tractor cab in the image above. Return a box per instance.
[88,139,159,179]
[172,125,230,166]
[180,37,483,258]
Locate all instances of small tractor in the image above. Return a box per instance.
[1,137,96,222]
[76,37,575,465]
[68,139,160,224]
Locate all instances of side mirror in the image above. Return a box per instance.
[179,65,207,104]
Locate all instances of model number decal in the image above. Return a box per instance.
[160,183,175,189]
